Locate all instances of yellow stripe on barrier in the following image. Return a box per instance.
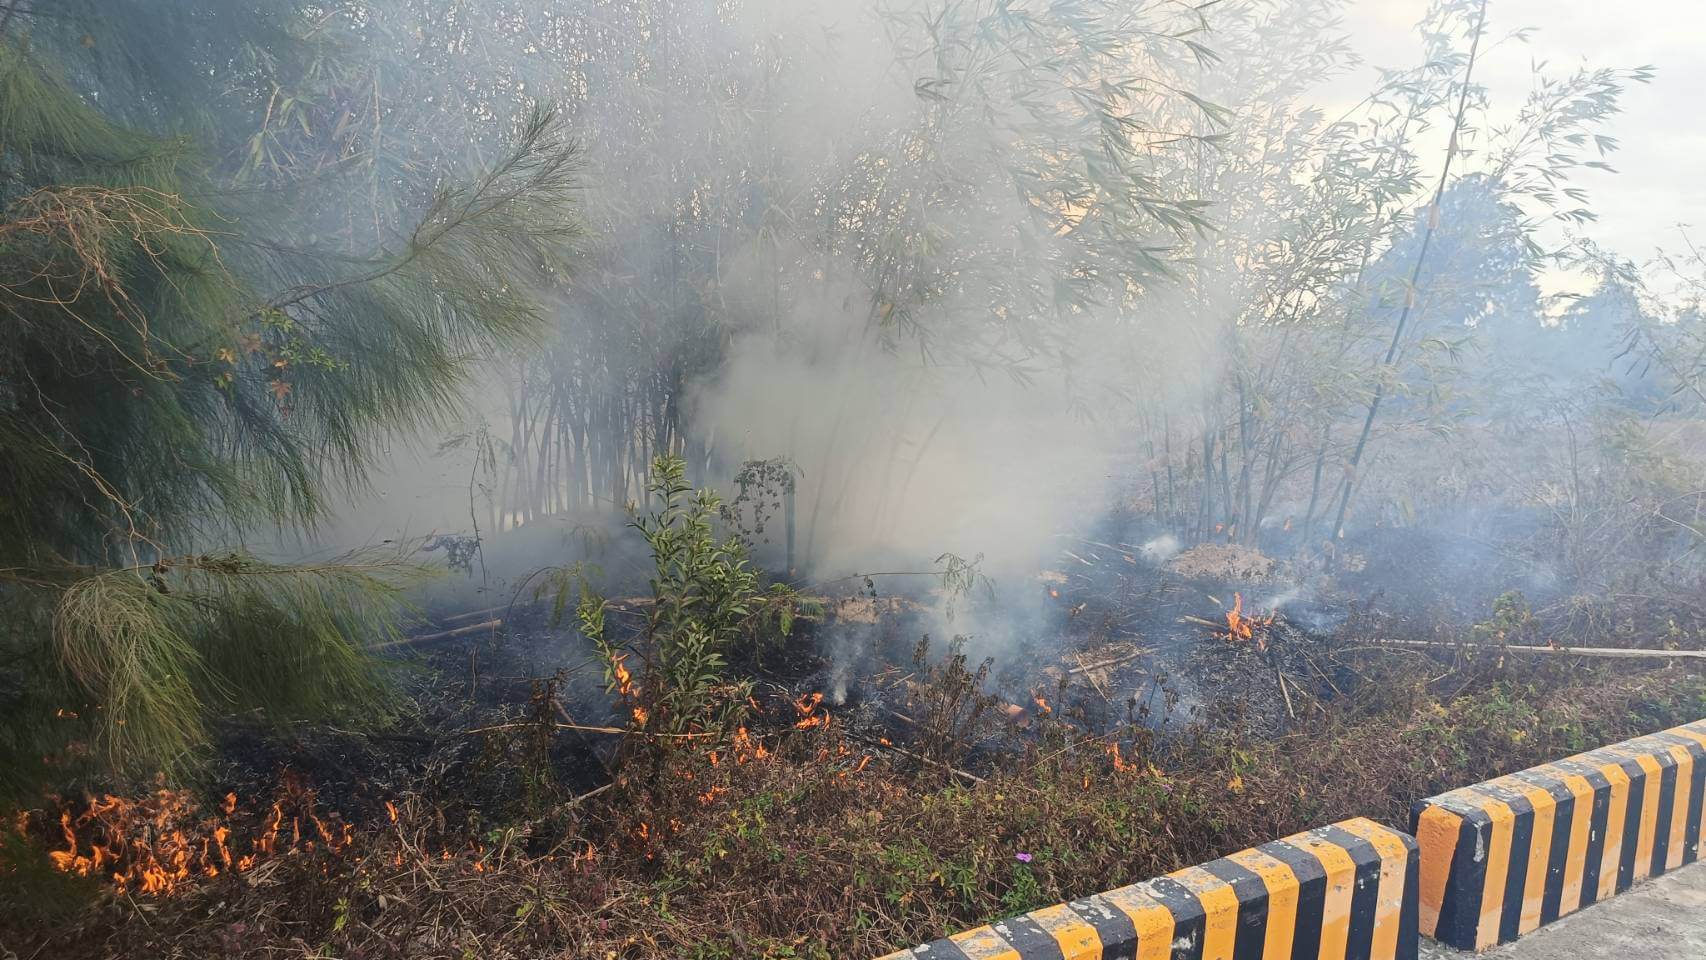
[1414,803,1462,936]
[1664,742,1694,871]
[1028,902,1102,960]
[947,925,1020,960]
[1340,817,1410,960]
[1597,757,1632,903]
[1228,847,1300,960]
[1100,883,1175,960]
[1287,828,1360,960]
[1602,746,1664,883]
[1459,788,1515,952]
[1539,762,1595,916]
[1169,866,1241,960]
[1489,775,1556,935]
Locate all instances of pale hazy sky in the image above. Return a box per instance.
[1333,0,1704,293]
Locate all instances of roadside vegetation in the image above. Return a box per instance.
[5,1,1706,958]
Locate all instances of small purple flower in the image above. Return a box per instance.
[1015,852,1033,863]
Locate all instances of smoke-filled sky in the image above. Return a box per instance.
[308,0,1706,595]
[1335,0,1705,295]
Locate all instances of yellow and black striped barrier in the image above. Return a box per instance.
[876,817,1418,960]
[1411,719,1706,951]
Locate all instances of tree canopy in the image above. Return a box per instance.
[0,1,580,796]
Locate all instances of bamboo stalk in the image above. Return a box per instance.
[378,618,502,649]
[1067,650,1147,676]
[1369,639,1706,660]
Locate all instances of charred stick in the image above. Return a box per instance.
[1273,666,1296,721]
[1067,650,1146,676]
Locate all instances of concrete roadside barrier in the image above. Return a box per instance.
[1411,719,1706,951]
[876,816,1418,960]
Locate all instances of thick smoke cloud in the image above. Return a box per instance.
[301,0,1693,663]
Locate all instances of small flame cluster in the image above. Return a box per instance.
[1223,592,1276,652]
[1107,741,1130,773]
[729,725,772,763]
[35,780,351,896]
[792,691,830,730]
[609,654,651,728]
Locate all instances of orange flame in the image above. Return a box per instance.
[40,781,354,897]
[1223,592,1275,651]
[792,691,830,730]
[612,656,634,697]
[1107,741,1130,772]
[732,726,772,764]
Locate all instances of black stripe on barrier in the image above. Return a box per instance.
[1418,796,1493,949]
[1510,768,1575,924]
[1066,896,1138,960]
[1398,842,1420,960]
[1610,751,1647,893]
[1651,742,1679,878]
[1200,858,1270,959]
[1146,875,1207,960]
[1320,824,1382,960]
[1646,731,1706,867]
[1473,781,1536,944]
[1553,756,1612,906]
[990,913,1065,960]
[1256,837,1327,959]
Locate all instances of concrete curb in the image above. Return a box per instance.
[1411,719,1706,952]
[876,817,1418,960]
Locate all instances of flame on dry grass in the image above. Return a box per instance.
[792,691,829,730]
[38,779,355,896]
[1106,741,1130,773]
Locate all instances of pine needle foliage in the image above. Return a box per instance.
[0,6,581,798]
